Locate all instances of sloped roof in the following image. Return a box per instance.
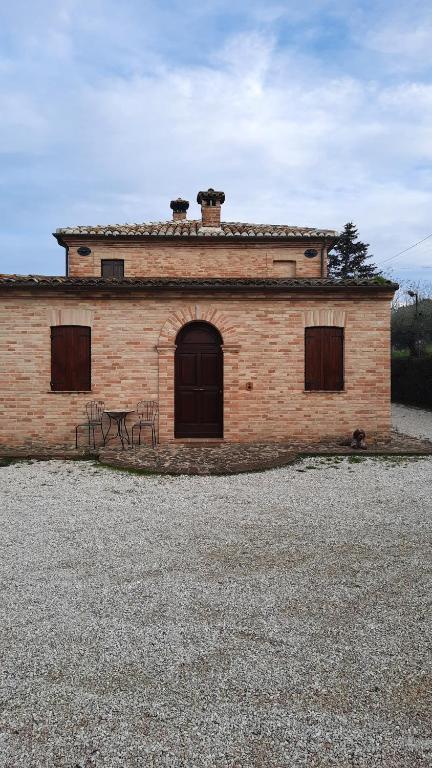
[54,220,338,240]
[0,275,397,292]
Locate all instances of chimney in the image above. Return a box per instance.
[197,188,225,228]
[170,198,189,222]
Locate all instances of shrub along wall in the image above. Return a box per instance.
[392,358,432,407]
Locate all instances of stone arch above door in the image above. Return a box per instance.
[157,305,239,349]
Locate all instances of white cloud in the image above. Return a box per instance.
[367,20,432,71]
[73,33,430,222]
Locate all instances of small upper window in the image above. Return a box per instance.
[305,327,344,391]
[101,259,124,278]
[51,326,91,391]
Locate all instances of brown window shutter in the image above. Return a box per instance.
[51,326,91,391]
[305,327,323,390]
[101,259,124,278]
[323,327,344,391]
[305,327,343,391]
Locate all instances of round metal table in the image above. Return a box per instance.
[103,410,134,449]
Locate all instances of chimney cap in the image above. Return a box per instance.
[170,198,189,213]
[197,188,225,205]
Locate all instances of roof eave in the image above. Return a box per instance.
[0,279,398,295]
[52,232,67,248]
[53,233,339,247]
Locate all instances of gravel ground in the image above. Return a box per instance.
[0,456,431,768]
[392,403,432,442]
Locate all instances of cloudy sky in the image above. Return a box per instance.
[1,0,431,283]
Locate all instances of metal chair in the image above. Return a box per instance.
[75,400,105,449]
[131,401,158,448]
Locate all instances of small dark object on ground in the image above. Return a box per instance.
[351,429,367,449]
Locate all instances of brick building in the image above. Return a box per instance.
[0,188,396,448]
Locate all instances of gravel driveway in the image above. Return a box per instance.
[1,456,431,767]
[392,403,432,441]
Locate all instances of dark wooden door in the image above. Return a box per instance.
[175,322,223,438]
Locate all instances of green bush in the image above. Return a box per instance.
[392,358,432,407]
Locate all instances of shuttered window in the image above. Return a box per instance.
[101,259,124,278]
[305,327,344,391]
[51,326,91,391]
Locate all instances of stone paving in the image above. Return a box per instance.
[98,431,432,475]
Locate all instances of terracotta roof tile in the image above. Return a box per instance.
[0,275,398,292]
[54,220,339,240]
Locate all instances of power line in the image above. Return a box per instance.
[377,233,432,266]
[395,265,432,270]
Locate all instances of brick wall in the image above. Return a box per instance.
[66,241,325,279]
[0,290,392,448]
[201,202,222,227]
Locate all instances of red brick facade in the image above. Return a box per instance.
[0,289,393,448]
[66,242,326,279]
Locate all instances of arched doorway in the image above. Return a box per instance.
[175,322,223,438]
